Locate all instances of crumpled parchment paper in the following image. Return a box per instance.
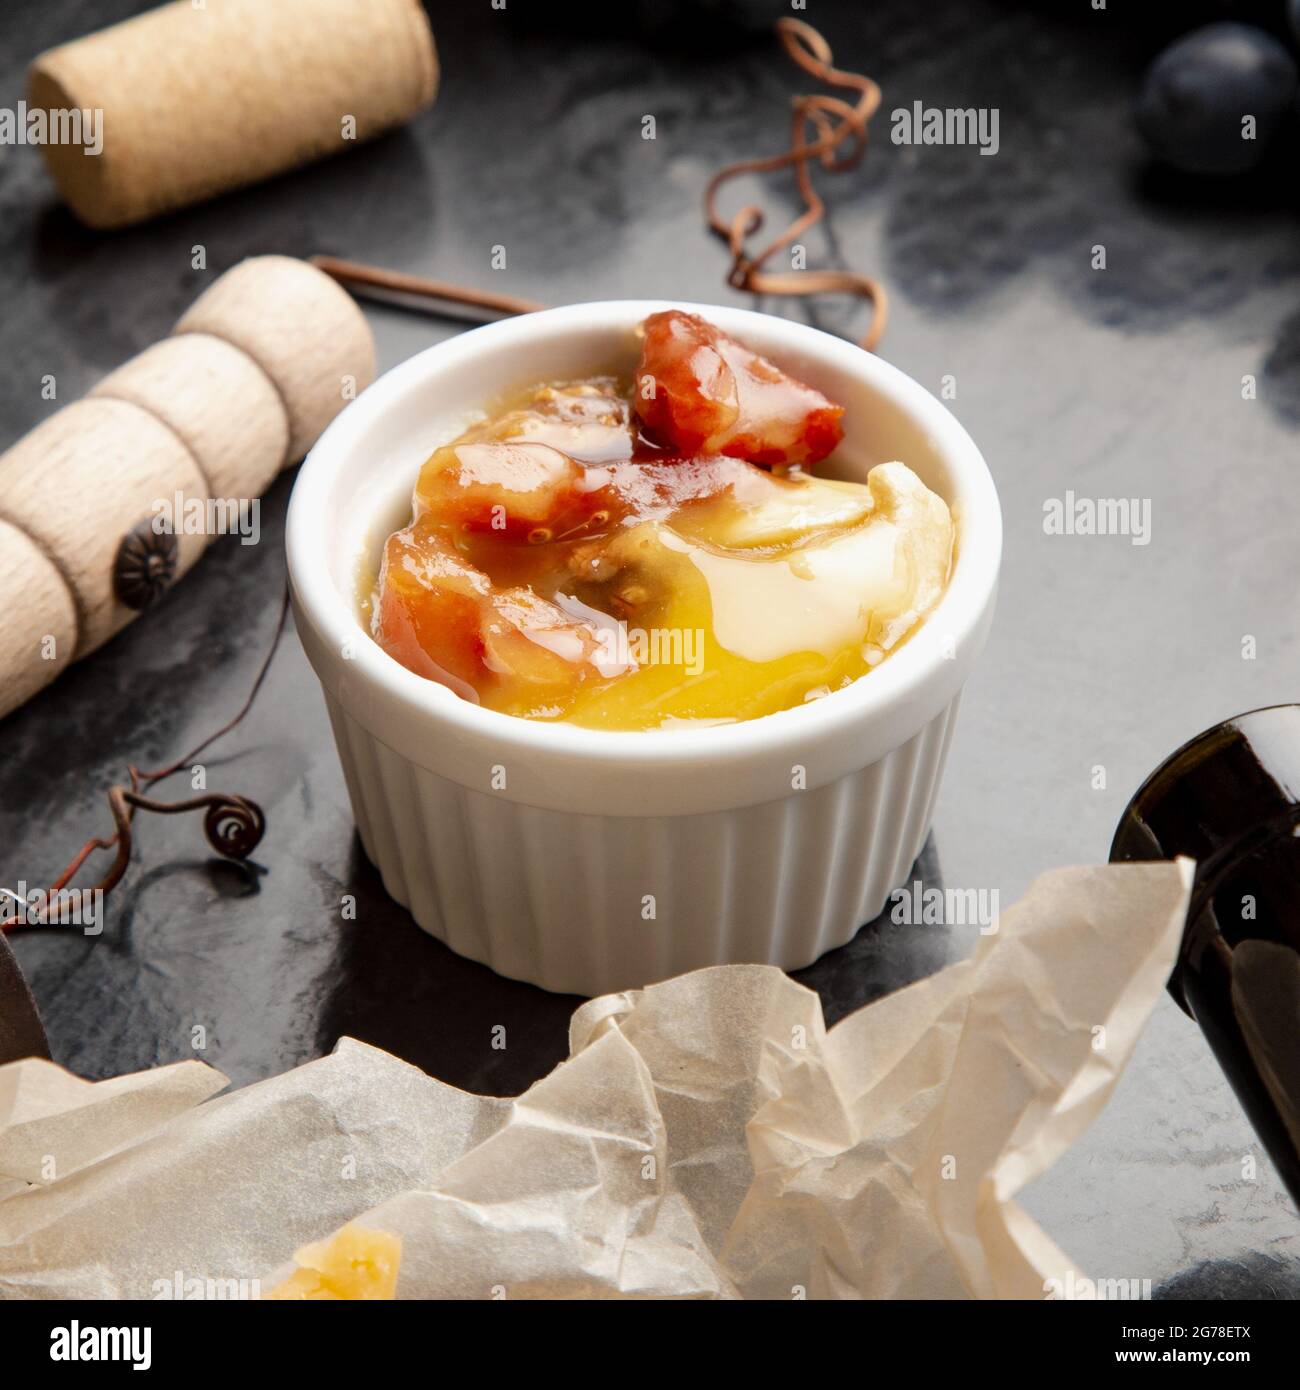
[0,860,1192,1299]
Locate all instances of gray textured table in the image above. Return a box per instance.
[2,0,1298,1298]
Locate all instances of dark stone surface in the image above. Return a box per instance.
[1,0,1297,1294]
[0,930,48,1065]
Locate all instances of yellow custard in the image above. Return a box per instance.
[370,312,954,731]
[551,466,950,728]
[266,1225,401,1300]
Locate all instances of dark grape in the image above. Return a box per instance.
[1136,22,1298,175]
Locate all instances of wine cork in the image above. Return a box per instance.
[28,0,439,230]
[0,255,376,720]
[175,255,375,462]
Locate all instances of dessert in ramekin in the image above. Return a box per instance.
[367,309,955,730]
[287,302,1001,994]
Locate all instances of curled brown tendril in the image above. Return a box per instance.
[705,17,889,352]
[30,786,267,907]
[1,586,287,932]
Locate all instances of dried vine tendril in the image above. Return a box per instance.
[1,586,289,932]
[310,21,888,350]
[705,17,889,352]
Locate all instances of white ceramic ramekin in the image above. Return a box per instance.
[287,301,1000,994]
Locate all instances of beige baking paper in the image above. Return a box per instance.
[0,861,1192,1300]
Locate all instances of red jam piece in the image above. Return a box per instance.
[633,309,845,467]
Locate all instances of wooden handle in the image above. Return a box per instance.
[0,255,375,720]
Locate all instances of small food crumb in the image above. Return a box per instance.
[265,1224,401,1301]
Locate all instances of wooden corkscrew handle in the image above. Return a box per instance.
[0,255,376,721]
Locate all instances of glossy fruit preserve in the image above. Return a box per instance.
[369,311,954,730]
